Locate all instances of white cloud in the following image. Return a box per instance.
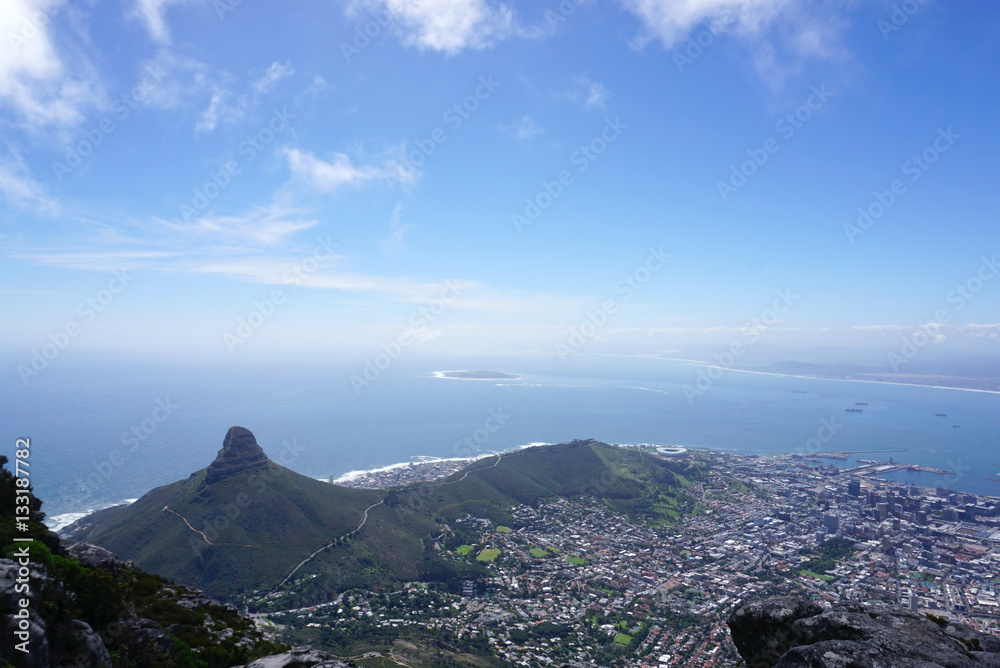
[501,114,544,140]
[0,150,59,215]
[354,0,514,53]
[554,77,610,109]
[131,0,195,45]
[620,0,848,85]
[137,50,220,111]
[284,148,415,192]
[0,0,103,129]
[137,52,293,132]
[961,324,1000,340]
[380,203,414,254]
[582,78,609,107]
[621,0,790,48]
[155,203,318,246]
[252,61,295,95]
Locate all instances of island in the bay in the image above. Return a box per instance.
[435,369,519,379]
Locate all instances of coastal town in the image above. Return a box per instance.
[267,447,1000,667]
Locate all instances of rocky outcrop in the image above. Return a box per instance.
[0,558,112,668]
[239,645,354,667]
[65,541,124,570]
[729,596,1000,668]
[206,425,270,483]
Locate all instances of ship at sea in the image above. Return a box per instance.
[845,408,864,412]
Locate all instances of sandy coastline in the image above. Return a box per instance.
[669,359,1000,395]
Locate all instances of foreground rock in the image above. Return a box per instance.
[728,596,1000,667]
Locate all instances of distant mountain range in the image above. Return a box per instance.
[64,427,702,606]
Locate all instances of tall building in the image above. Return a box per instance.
[824,514,840,534]
[877,502,888,521]
[848,479,862,497]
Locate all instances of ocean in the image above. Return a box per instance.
[2,353,998,529]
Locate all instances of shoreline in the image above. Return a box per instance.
[667,358,1000,395]
[329,442,550,485]
[47,498,137,533]
[431,370,520,381]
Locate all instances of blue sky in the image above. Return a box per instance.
[1,0,999,371]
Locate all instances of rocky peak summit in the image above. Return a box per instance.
[205,426,269,483]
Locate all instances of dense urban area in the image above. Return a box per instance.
[264,447,1000,667]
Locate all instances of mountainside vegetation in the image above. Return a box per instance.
[0,455,287,668]
[64,431,706,608]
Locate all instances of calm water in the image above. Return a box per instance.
[2,354,998,523]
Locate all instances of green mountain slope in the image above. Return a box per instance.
[67,431,702,605]
[67,427,382,599]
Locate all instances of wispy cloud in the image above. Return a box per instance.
[154,204,318,246]
[131,0,195,45]
[197,61,295,132]
[501,114,544,140]
[350,0,514,53]
[554,77,610,109]
[0,149,60,215]
[252,61,295,95]
[620,0,849,86]
[284,147,414,192]
[0,0,103,130]
[380,203,414,254]
[134,52,293,132]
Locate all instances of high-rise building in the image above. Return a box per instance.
[877,503,888,521]
[824,514,840,534]
[848,479,862,497]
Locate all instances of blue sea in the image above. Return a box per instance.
[2,353,998,527]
